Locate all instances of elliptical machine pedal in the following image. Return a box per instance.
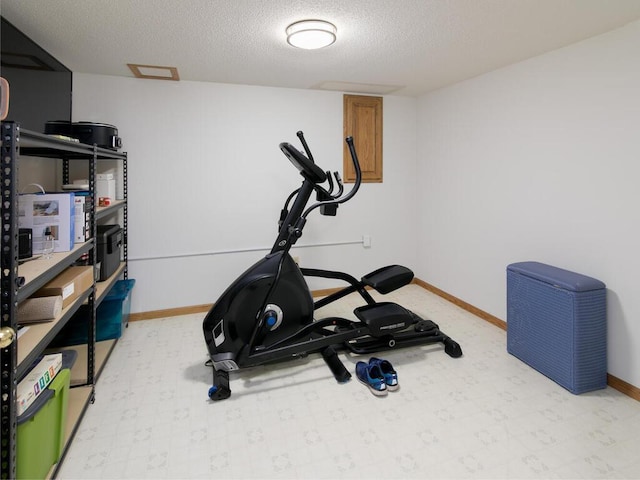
[361,265,414,294]
[354,302,413,336]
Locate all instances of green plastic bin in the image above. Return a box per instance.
[16,368,71,479]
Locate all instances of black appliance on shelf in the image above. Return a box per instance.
[96,224,123,281]
[45,121,122,150]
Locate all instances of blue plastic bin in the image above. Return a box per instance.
[97,278,135,340]
[50,279,135,346]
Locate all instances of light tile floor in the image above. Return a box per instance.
[58,285,640,479]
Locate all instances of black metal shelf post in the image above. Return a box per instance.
[123,154,128,279]
[1,122,20,480]
[87,147,97,385]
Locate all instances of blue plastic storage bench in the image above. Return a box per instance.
[507,261,607,394]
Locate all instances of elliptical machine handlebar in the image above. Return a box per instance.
[286,137,361,245]
[301,136,361,219]
[272,134,362,253]
[323,170,344,199]
[333,171,344,198]
[297,130,314,163]
[296,130,346,199]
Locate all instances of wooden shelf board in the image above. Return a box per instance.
[52,340,117,386]
[64,385,93,446]
[17,290,90,374]
[17,243,92,301]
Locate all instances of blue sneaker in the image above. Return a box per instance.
[369,357,399,391]
[355,361,387,396]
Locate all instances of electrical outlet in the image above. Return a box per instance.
[362,235,371,248]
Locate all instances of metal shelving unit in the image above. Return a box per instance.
[0,121,128,479]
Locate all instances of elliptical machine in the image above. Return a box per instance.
[203,132,462,401]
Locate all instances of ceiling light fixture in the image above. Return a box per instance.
[286,20,337,50]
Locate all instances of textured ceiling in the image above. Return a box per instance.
[2,0,640,97]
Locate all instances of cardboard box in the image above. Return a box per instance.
[16,353,62,416]
[19,193,75,253]
[33,266,93,309]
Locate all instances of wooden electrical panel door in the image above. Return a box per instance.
[343,94,383,183]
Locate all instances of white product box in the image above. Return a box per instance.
[19,193,75,253]
[73,195,92,243]
[17,353,62,416]
[100,166,124,200]
[96,173,116,201]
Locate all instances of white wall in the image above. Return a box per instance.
[72,76,418,313]
[70,18,640,389]
[416,20,640,387]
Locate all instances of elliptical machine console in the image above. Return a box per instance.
[203,132,461,401]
